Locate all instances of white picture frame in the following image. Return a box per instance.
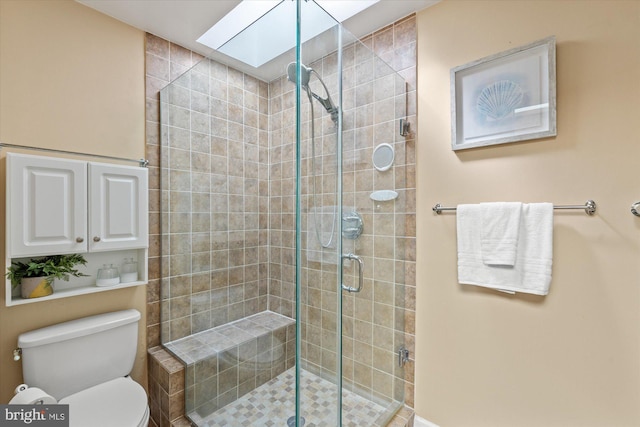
[451,36,556,150]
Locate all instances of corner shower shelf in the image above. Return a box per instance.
[370,189,398,202]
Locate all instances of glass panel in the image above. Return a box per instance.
[159,53,285,423]
[297,3,342,426]
[338,29,408,427]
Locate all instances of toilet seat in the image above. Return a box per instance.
[59,376,149,427]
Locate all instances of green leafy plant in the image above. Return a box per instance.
[6,254,88,288]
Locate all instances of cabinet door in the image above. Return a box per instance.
[7,153,88,257]
[88,163,148,252]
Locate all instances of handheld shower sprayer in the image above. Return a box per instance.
[287,62,311,88]
[287,62,339,123]
[286,61,340,249]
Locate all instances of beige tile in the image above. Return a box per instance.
[146,33,169,58]
[146,325,162,350]
[169,317,191,341]
[170,417,192,427]
[169,43,192,68]
[373,25,394,56]
[170,296,191,320]
[146,75,167,101]
[394,42,416,73]
[148,300,161,326]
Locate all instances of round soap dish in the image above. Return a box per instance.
[370,190,398,202]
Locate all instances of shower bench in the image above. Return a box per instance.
[164,311,295,419]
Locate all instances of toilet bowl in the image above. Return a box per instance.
[59,377,149,427]
[14,309,149,427]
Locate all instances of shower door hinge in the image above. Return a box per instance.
[399,118,410,137]
[398,346,410,367]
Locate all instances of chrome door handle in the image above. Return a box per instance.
[341,253,364,293]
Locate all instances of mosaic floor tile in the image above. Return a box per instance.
[189,367,399,427]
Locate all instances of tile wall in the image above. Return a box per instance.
[160,57,271,343]
[364,14,417,409]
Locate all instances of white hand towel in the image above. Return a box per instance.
[457,203,553,295]
[480,202,522,266]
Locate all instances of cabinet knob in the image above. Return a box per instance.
[76,237,84,243]
[93,236,101,242]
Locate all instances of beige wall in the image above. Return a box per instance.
[415,1,640,426]
[0,0,146,403]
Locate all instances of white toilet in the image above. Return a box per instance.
[14,309,149,427]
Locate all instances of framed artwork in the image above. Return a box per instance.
[451,36,556,150]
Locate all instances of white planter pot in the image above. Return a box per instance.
[21,277,53,299]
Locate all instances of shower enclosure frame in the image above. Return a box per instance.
[156,1,412,425]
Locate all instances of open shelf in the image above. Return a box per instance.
[6,249,148,306]
[7,280,147,306]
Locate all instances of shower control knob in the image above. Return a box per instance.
[93,236,101,242]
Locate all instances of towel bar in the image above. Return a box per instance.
[432,200,596,215]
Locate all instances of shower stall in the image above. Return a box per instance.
[159,1,413,425]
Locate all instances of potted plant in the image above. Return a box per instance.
[6,254,88,299]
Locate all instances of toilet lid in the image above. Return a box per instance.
[59,377,148,427]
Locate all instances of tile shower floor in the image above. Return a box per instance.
[188,367,397,427]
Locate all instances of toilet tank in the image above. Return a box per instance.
[18,309,140,401]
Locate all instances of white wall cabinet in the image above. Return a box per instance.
[5,153,149,306]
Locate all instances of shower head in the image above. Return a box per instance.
[286,62,339,123]
[287,62,311,88]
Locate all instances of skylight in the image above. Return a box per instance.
[196,0,379,69]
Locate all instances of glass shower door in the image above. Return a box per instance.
[296,2,344,425]
[296,1,409,425]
